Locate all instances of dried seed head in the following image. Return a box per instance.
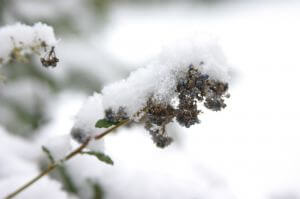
[145,100,175,126]
[175,65,203,127]
[204,98,226,111]
[103,64,230,148]
[176,101,200,128]
[143,100,175,147]
[40,46,59,68]
[150,130,173,148]
[145,122,173,148]
[202,80,228,111]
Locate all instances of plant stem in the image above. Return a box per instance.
[5,119,130,199]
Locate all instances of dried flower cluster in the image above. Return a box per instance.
[144,100,175,147]
[102,64,229,148]
[0,23,58,67]
[176,64,229,126]
[40,46,59,68]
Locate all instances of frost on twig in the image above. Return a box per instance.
[72,35,231,148]
[0,22,59,67]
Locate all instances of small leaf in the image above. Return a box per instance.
[95,119,119,128]
[81,151,114,165]
[57,166,78,194]
[42,146,55,164]
[87,179,105,199]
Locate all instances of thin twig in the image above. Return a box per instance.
[94,119,129,140]
[4,119,130,199]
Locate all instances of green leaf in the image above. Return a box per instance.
[81,151,114,165]
[87,179,105,199]
[57,166,78,194]
[95,119,119,128]
[42,146,78,194]
[42,146,55,164]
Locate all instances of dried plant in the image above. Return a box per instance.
[101,64,229,148]
[1,25,232,198]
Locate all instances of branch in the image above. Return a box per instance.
[4,119,130,199]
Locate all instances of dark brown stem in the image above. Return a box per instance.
[4,119,130,199]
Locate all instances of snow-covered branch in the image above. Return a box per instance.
[0,22,58,67]
[4,32,234,199]
[72,35,231,148]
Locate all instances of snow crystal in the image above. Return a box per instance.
[0,22,58,65]
[102,34,230,117]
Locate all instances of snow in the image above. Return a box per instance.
[0,126,68,199]
[43,135,72,161]
[0,22,58,65]
[66,127,235,199]
[73,93,104,135]
[71,93,105,150]
[0,127,39,179]
[102,34,230,117]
